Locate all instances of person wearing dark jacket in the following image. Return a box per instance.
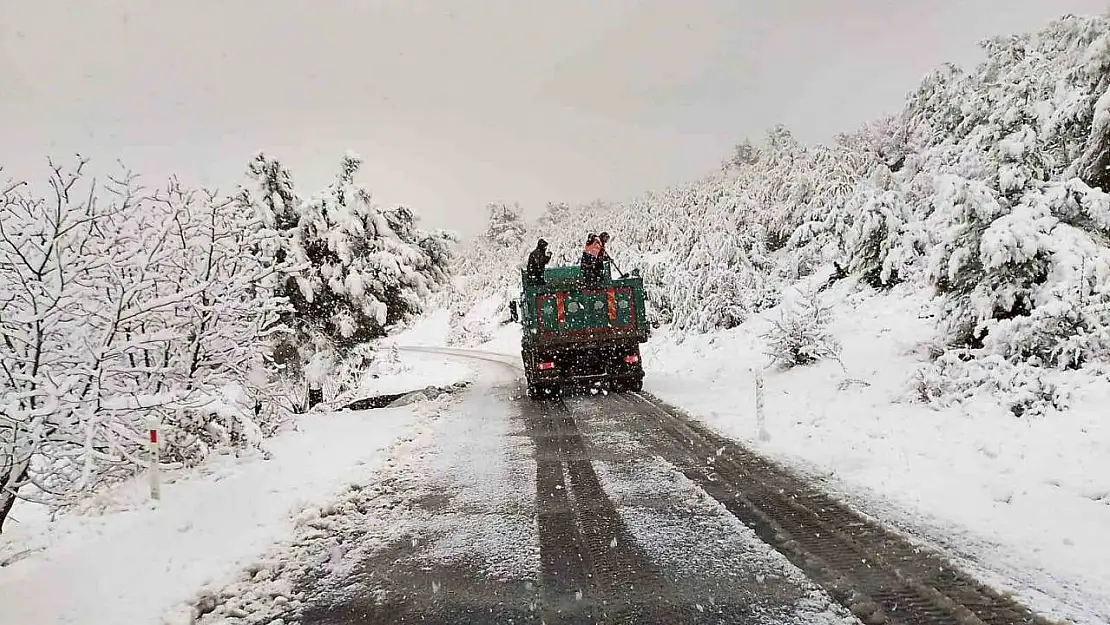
[526,238,552,284]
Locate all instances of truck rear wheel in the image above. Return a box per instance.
[527,382,561,400]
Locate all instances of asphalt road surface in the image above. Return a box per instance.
[286,358,1049,625]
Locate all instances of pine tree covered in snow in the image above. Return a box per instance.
[484,202,527,249]
[763,288,842,369]
[239,153,452,373]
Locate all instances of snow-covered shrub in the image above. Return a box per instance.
[763,289,842,369]
[927,175,1044,346]
[929,176,1110,362]
[159,385,270,466]
[321,342,379,407]
[914,352,1069,417]
[983,182,1110,367]
[841,168,926,288]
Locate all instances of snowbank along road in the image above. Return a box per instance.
[274,348,1054,625]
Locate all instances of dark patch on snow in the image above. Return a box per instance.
[341,381,471,411]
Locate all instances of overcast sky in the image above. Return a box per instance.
[1,0,1107,234]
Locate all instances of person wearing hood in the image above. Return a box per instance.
[526,238,552,285]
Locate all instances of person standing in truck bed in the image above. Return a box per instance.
[583,233,614,283]
[597,232,611,264]
[580,234,601,282]
[525,238,552,285]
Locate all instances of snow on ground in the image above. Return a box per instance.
[404,366,538,581]
[449,310,522,355]
[338,314,475,398]
[388,304,523,368]
[450,294,511,345]
[390,308,456,347]
[186,358,536,623]
[475,322,524,355]
[0,344,477,625]
[0,407,428,625]
[181,393,470,625]
[355,348,473,397]
[642,283,1110,625]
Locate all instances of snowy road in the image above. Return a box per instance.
[207,351,1057,625]
[293,363,851,625]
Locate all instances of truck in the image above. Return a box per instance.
[509,260,650,399]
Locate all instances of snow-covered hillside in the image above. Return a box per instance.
[446,13,1110,416]
[639,278,1110,623]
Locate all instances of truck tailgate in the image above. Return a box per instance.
[535,286,637,336]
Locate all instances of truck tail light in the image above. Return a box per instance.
[537,361,555,370]
[624,354,639,364]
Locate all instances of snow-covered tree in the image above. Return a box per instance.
[0,148,456,529]
[1076,40,1110,191]
[0,159,292,530]
[728,139,759,168]
[0,161,103,528]
[536,201,571,232]
[484,202,527,248]
[240,152,452,358]
[839,166,926,288]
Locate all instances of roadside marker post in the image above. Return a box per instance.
[148,415,162,501]
[755,372,769,442]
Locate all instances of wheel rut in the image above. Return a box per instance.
[525,397,677,623]
[600,391,1054,625]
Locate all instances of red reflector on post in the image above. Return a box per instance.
[624,354,639,364]
[149,429,158,444]
[537,361,555,370]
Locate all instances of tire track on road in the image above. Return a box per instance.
[603,391,1052,625]
[525,397,677,624]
